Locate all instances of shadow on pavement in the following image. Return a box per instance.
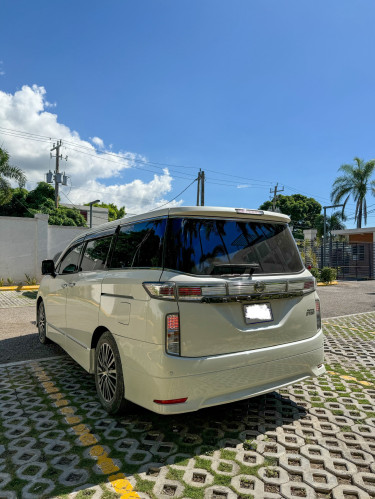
[0,332,66,364]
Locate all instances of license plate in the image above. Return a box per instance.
[244,303,273,324]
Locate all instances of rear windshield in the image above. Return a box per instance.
[165,217,304,275]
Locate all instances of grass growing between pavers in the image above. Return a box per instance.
[1,314,375,498]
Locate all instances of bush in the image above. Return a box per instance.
[309,267,320,280]
[320,267,337,284]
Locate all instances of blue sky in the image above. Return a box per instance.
[1,1,375,223]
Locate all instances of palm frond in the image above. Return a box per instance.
[0,164,26,187]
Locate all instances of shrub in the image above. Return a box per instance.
[0,278,4,287]
[6,277,14,285]
[320,267,337,284]
[25,274,37,285]
[309,267,320,280]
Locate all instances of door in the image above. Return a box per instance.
[44,240,85,346]
[65,232,115,369]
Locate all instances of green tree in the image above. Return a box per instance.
[259,194,322,231]
[0,187,30,217]
[331,157,375,228]
[314,211,346,238]
[0,182,87,227]
[26,181,55,209]
[0,148,27,205]
[84,202,125,221]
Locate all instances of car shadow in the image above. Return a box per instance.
[0,332,66,364]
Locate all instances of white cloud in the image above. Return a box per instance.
[90,136,104,149]
[237,184,251,189]
[0,84,178,214]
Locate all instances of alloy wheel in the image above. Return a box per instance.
[38,303,46,342]
[97,342,117,402]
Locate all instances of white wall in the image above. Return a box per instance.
[48,225,87,262]
[0,214,87,283]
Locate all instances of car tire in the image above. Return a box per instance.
[37,301,50,344]
[95,331,128,414]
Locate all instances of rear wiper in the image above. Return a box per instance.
[210,263,260,276]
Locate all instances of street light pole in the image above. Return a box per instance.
[88,199,100,228]
[322,204,344,267]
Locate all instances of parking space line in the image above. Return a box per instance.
[30,362,140,498]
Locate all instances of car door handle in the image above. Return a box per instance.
[61,283,68,288]
[68,282,76,287]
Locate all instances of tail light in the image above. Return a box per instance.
[143,282,176,299]
[166,313,180,355]
[288,278,316,294]
[315,299,321,330]
[143,278,316,302]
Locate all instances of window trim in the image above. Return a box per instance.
[79,231,117,273]
[107,216,167,270]
[57,239,86,275]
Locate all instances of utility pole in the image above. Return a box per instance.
[196,170,201,206]
[196,169,205,206]
[201,170,205,206]
[270,183,284,211]
[50,140,63,208]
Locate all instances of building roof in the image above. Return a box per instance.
[331,227,375,235]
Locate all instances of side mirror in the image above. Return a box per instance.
[42,259,56,276]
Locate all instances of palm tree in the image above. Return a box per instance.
[331,157,375,228]
[0,148,26,205]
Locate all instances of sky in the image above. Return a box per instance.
[1,1,375,223]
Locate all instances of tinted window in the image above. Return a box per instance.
[165,218,303,275]
[110,218,166,268]
[59,242,84,274]
[81,236,113,271]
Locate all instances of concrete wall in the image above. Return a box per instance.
[0,214,87,283]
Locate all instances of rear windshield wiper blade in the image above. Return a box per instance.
[210,263,260,276]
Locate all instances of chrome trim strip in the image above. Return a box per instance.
[47,322,90,350]
[101,293,134,300]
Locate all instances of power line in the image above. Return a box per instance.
[149,178,198,211]
[0,126,282,186]
[0,125,361,208]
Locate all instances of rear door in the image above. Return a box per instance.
[162,216,317,357]
[100,217,166,342]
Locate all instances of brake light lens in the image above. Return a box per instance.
[166,313,180,355]
[315,299,321,330]
[304,279,315,291]
[143,282,176,299]
[288,278,315,294]
[178,287,202,298]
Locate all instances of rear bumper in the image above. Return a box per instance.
[119,329,325,414]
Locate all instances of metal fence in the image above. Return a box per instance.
[298,240,375,280]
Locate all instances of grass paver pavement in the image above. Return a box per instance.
[0,290,37,308]
[0,313,374,498]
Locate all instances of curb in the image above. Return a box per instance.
[0,285,39,291]
[317,281,338,286]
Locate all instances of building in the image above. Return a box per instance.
[331,227,375,244]
[61,204,109,227]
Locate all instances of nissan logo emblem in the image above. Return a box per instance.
[254,281,266,293]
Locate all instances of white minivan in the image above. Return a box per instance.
[38,206,325,415]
